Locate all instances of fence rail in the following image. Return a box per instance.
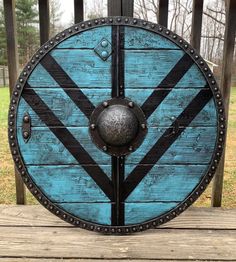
[2,0,236,206]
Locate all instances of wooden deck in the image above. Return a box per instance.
[0,205,235,261]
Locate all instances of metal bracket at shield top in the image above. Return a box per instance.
[94,38,112,61]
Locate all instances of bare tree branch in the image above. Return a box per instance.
[203,11,225,26]
[201,35,224,41]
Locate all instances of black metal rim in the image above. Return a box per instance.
[8,16,226,234]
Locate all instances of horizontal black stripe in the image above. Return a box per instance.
[122,88,213,200]
[22,87,114,201]
[40,54,95,119]
[141,53,194,119]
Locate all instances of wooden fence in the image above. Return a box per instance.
[3,0,236,206]
[0,66,8,87]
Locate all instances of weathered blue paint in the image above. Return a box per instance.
[126,89,217,127]
[125,202,178,224]
[50,49,112,88]
[17,97,46,127]
[59,202,111,225]
[56,26,112,49]
[125,164,207,201]
[17,89,216,128]
[124,26,180,50]
[28,165,111,202]
[28,63,59,88]
[126,126,217,165]
[17,126,111,166]
[17,88,111,127]
[175,63,207,88]
[125,50,185,88]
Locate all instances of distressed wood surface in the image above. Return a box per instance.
[56,26,111,49]
[0,257,197,262]
[0,257,195,262]
[126,126,216,165]
[124,52,207,88]
[28,165,111,201]
[0,205,236,229]
[1,228,235,260]
[17,126,215,165]
[125,165,206,201]
[124,27,179,49]
[17,89,111,127]
[17,89,216,128]
[0,205,236,261]
[28,50,112,88]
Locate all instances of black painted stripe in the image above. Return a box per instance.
[122,88,213,199]
[141,53,194,119]
[111,25,125,226]
[40,54,95,119]
[22,87,114,201]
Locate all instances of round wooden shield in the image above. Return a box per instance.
[9,17,226,234]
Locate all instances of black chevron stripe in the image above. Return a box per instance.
[122,88,213,200]
[22,87,114,201]
[141,53,194,119]
[40,54,95,119]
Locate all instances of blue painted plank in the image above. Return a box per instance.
[125,51,207,88]
[17,88,111,127]
[17,126,111,166]
[56,26,112,49]
[28,63,59,88]
[49,49,112,88]
[125,89,217,127]
[175,63,207,88]
[27,165,111,202]
[125,164,207,201]
[58,202,111,225]
[17,89,216,128]
[125,202,178,224]
[126,126,217,165]
[17,97,46,127]
[17,126,216,166]
[124,26,180,49]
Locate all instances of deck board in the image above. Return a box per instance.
[0,205,235,261]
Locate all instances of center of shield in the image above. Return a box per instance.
[89,98,147,156]
[97,105,139,146]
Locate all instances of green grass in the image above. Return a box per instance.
[0,87,236,206]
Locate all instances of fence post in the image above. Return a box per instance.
[74,0,84,23]
[3,0,26,204]
[3,67,6,87]
[211,0,236,207]
[38,0,50,45]
[122,0,134,17]
[190,0,204,53]
[108,0,122,16]
[158,0,169,28]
